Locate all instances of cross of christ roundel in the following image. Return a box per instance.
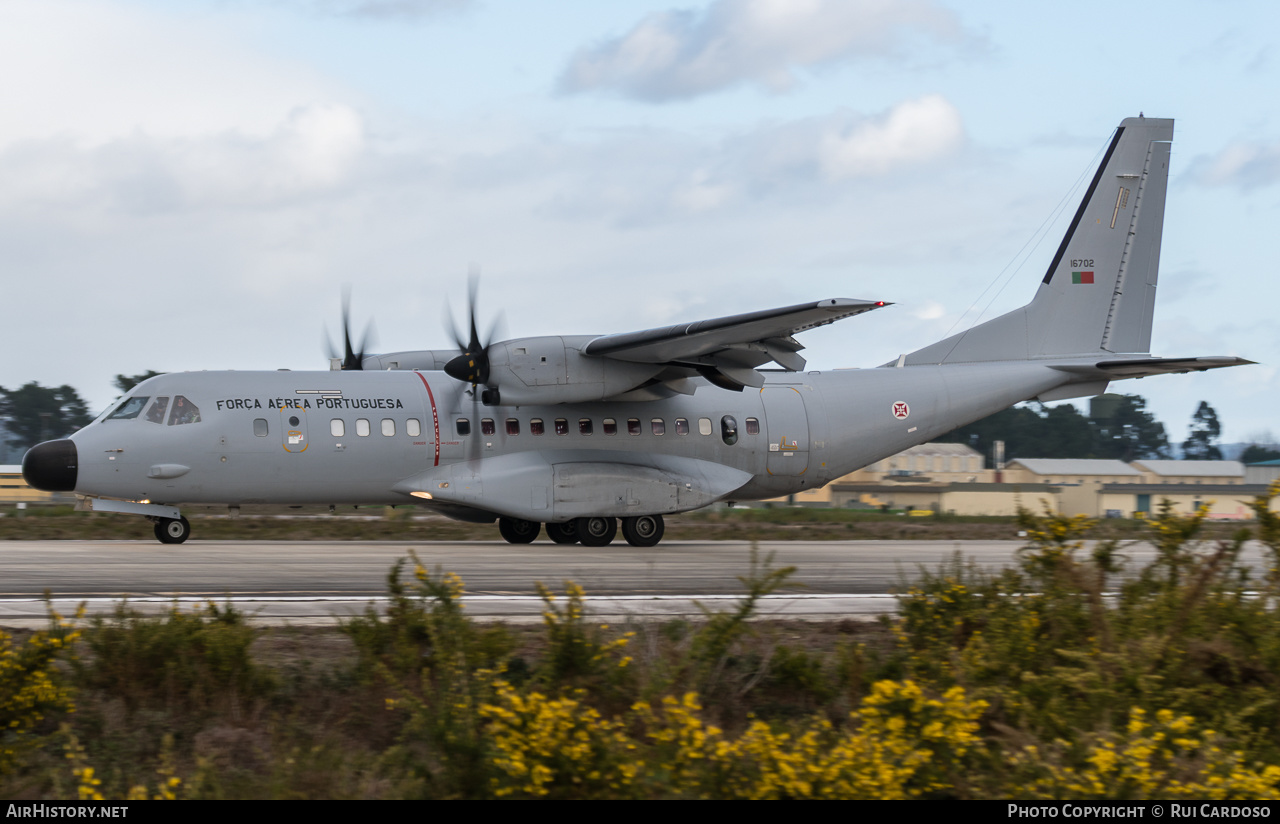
[892,401,910,420]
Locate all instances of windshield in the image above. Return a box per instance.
[167,396,201,425]
[104,396,149,421]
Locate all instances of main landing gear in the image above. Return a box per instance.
[497,515,665,547]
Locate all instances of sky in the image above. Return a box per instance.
[1,0,1277,447]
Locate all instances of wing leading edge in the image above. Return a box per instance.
[581,298,886,388]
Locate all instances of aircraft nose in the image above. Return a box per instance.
[22,439,78,492]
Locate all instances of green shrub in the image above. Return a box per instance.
[78,600,274,715]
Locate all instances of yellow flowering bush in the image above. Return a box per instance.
[1010,707,1280,799]
[0,607,80,776]
[537,581,634,683]
[479,680,638,798]
[634,680,987,799]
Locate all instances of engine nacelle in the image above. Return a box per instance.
[361,336,668,405]
[484,335,665,406]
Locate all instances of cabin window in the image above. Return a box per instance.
[745,417,760,435]
[254,418,269,437]
[506,418,520,436]
[579,418,593,435]
[145,397,169,424]
[168,396,201,426]
[698,417,713,436]
[381,418,395,436]
[481,418,496,436]
[555,418,569,435]
[675,417,690,435]
[627,418,641,436]
[721,415,738,446]
[106,396,149,421]
[406,419,421,437]
[330,419,344,437]
[603,418,617,435]
[530,418,545,435]
[456,418,471,436]
[651,418,665,436]
[356,419,370,437]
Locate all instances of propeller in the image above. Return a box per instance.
[444,272,504,405]
[325,289,375,371]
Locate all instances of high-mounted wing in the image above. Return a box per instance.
[580,298,886,389]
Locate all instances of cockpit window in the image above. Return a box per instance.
[145,397,170,424]
[167,396,201,426]
[105,396,149,421]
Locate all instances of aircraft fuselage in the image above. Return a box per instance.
[62,362,1068,519]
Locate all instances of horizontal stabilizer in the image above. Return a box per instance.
[1091,356,1255,379]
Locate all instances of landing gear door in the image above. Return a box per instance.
[761,386,809,476]
[280,409,309,454]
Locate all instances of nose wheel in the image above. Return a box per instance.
[154,516,191,544]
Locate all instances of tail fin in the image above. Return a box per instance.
[906,116,1174,364]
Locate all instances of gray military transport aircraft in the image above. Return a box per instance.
[22,116,1252,546]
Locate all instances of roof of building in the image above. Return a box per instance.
[1248,459,1280,467]
[1100,483,1271,494]
[832,481,1060,493]
[891,442,983,457]
[0,466,23,474]
[1008,459,1142,476]
[1131,460,1244,477]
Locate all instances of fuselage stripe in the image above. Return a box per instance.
[414,372,441,467]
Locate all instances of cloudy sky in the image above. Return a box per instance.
[1,0,1277,446]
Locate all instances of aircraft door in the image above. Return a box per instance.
[761,386,810,476]
[280,408,309,454]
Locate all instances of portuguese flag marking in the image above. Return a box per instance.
[1072,271,1095,284]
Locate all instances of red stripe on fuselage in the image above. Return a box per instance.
[414,372,441,467]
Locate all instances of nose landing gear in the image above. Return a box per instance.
[154,516,191,544]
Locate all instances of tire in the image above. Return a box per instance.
[621,514,664,547]
[498,517,541,544]
[575,516,617,547]
[155,516,191,544]
[546,521,579,544]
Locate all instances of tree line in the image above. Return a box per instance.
[939,393,1279,464]
[0,372,160,454]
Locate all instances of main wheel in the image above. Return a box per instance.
[546,521,579,544]
[155,516,191,545]
[575,516,617,547]
[498,517,541,544]
[621,514,665,547]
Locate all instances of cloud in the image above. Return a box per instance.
[257,0,474,20]
[559,0,973,101]
[1186,140,1280,188]
[0,103,368,212]
[815,95,963,179]
[0,0,348,149]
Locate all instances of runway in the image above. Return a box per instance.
[0,538,1267,625]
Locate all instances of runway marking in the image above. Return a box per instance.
[0,594,898,604]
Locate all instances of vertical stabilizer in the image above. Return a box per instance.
[905,116,1173,365]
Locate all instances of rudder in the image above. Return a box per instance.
[905,116,1174,364]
